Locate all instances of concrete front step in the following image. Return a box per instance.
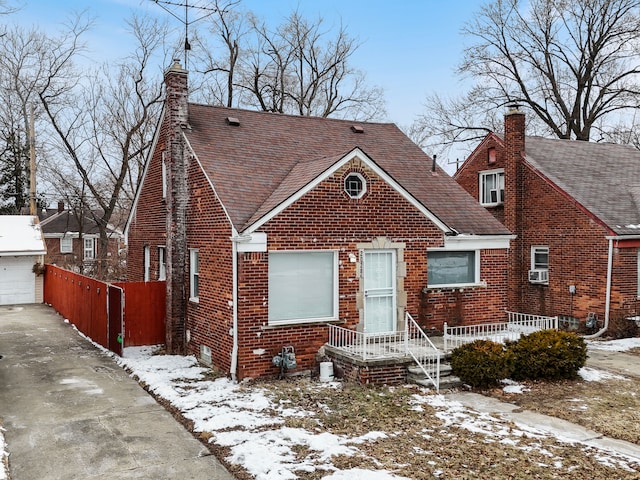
[407,362,463,390]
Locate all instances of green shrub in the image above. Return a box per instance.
[508,329,587,381]
[450,339,513,388]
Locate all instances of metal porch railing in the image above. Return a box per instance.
[443,311,558,352]
[326,313,442,391]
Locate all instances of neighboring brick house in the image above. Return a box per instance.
[125,60,513,381]
[40,202,123,276]
[455,107,640,332]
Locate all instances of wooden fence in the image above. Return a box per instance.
[44,265,165,355]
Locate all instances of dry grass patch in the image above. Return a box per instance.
[249,377,640,479]
[484,376,640,444]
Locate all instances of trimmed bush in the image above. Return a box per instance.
[508,329,587,381]
[450,339,513,388]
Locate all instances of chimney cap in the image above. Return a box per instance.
[507,103,523,114]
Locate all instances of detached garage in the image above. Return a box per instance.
[0,216,47,305]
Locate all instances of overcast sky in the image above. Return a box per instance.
[13,0,485,130]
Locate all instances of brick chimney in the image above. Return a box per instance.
[58,200,65,213]
[503,104,525,312]
[164,59,189,355]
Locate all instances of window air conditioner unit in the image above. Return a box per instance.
[528,269,548,284]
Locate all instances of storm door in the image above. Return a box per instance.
[363,250,397,333]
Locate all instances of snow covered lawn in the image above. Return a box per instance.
[110,345,640,479]
[4,335,640,479]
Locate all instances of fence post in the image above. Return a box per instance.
[443,322,448,352]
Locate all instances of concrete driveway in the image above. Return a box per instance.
[0,304,234,480]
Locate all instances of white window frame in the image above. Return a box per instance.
[60,235,73,253]
[344,172,366,199]
[479,169,505,206]
[531,246,549,271]
[637,247,640,298]
[158,246,166,281]
[190,249,199,302]
[143,246,150,282]
[268,250,338,325]
[427,249,481,288]
[83,237,96,260]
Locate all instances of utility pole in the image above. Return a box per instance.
[29,104,36,216]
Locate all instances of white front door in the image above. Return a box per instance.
[363,250,396,333]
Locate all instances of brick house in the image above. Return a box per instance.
[40,202,123,277]
[125,60,513,381]
[455,107,640,332]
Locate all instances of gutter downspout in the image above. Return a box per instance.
[584,238,613,339]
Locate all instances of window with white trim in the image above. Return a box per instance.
[190,249,199,301]
[344,173,366,199]
[84,238,95,260]
[143,246,150,281]
[531,246,549,270]
[60,235,73,253]
[479,169,504,206]
[158,246,166,281]
[427,250,479,287]
[268,251,337,324]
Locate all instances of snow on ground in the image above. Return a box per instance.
[0,424,7,480]
[587,337,640,352]
[579,367,627,382]
[3,327,640,479]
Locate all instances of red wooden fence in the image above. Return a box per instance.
[113,281,166,347]
[44,265,165,353]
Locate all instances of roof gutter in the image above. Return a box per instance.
[584,237,613,339]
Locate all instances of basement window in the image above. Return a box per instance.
[344,172,366,199]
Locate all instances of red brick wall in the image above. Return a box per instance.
[455,120,639,325]
[45,236,121,272]
[233,161,509,379]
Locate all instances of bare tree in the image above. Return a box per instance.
[412,0,640,155]
[40,15,167,279]
[240,11,385,120]
[0,15,91,213]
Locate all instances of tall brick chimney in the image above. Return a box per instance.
[164,60,189,355]
[503,105,525,312]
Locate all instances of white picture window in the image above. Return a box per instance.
[480,169,504,206]
[190,249,199,301]
[428,250,479,287]
[60,235,73,253]
[84,238,96,260]
[158,246,166,281]
[531,246,549,270]
[268,251,337,324]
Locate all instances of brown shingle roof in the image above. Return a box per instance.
[185,104,511,236]
[525,137,640,236]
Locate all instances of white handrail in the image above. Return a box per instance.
[405,312,440,392]
[443,312,558,352]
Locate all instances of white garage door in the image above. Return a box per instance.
[0,256,35,305]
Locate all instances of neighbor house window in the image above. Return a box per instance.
[637,248,640,297]
[60,235,73,253]
[158,246,166,281]
[480,169,504,206]
[143,246,150,281]
[344,173,366,199]
[531,246,549,270]
[427,250,478,287]
[84,238,95,260]
[190,249,199,301]
[268,251,337,324]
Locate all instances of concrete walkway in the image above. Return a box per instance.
[445,343,640,464]
[0,304,235,480]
